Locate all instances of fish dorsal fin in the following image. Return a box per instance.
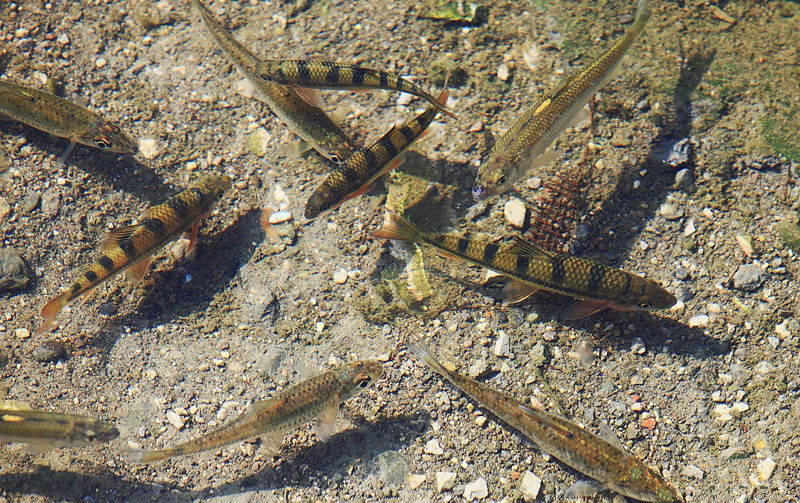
[507,236,553,259]
[101,224,139,250]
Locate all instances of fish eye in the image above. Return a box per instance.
[497,175,506,186]
[330,154,343,164]
[639,302,651,309]
[356,377,371,388]
[94,137,112,149]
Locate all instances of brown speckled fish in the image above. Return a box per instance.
[408,341,683,502]
[472,0,651,200]
[305,89,448,218]
[0,80,136,155]
[257,60,455,118]
[38,174,231,332]
[128,360,383,463]
[373,212,675,319]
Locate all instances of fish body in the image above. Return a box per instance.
[408,341,682,502]
[0,407,119,449]
[129,360,383,463]
[472,0,651,200]
[257,60,455,118]
[305,90,447,218]
[39,174,231,331]
[189,0,356,163]
[0,80,136,154]
[373,212,675,318]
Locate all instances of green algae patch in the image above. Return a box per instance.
[775,218,800,251]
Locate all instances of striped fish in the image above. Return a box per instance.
[38,174,231,332]
[190,0,356,163]
[0,80,136,155]
[257,60,455,118]
[1,404,119,450]
[373,212,675,319]
[408,341,683,502]
[129,359,383,463]
[472,0,651,200]
[305,89,447,218]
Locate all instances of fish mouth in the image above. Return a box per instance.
[471,184,488,202]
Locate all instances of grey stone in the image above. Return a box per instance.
[41,189,60,218]
[374,450,408,486]
[733,264,764,291]
[21,191,40,213]
[0,247,30,292]
[32,340,68,362]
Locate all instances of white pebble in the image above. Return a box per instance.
[519,470,541,501]
[688,314,709,327]
[756,457,776,482]
[463,477,488,501]
[57,33,70,45]
[684,218,696,236]
[332,269,348,284]
[95,57,107,68]
[268,211,292,224]
[713,404,733,421]
[15,328,30,339]
[436,471,457,492]
[138,137,160,159]
[707,302,721,314]
[504,198,526,228]
[753,361,774,374]
[497,63,510,81]
[423,438,444,456]
[682,464,705,479]
[775,321,791,339]
[166,410,184,430]
[406,474,426,490]
[493,330,510,357]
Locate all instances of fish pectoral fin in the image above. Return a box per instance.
[124,256,153,284]
[382,153,407,175]
[501,280,538,305]
[186,221,201,258]
[345,181,376,201]
[101,224,140,250]
[293,86,324,108]
[568,103,592,130]
[561,299,610,320]
[257,426,290,455]
[564,479,604,500]
[57,141,77,167]
[314,404,340,442]
[25,439,64,453]
[527,148,562,171]
[596,423,625,450]
[506,236,552,259]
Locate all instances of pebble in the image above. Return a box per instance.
[659,202,684,221]
[518,471,541,501]
[57,33,70,45]
[497,63,510,81]
[610,131,632,147]
[332,269,348,284]
[683,219,696,236]
[688,314,709,327]
[21,191,40,213]
[0,247,31,292]
[406,474,426,490]
[95,57,107,68]
[756,457,776,482]
[138,137,161,159]
[247,128,271,156]
[41,189,60,217]
[733,264,764,291]
[0,197,10,220]
[682,464,705,479]
[463,477,488,501]
[630,337,646,354]
[503,198,526,228]
[32,340,67,362]
[436,471,457,492]
[674,168,693,189]
[468,358,487,378]
[166,411,184,430]
[468,121,484,133]
[268,211,292,224]
[526,177,542,190]
[423,438,444,456]
[493,330,510,357]
[15,328,30,339]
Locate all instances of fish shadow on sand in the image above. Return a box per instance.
[198,411,429,498]
[0,464,188,503]
[93,209,263,348]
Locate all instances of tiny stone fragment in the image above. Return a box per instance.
[756,457,776,482]
[682,464,705,479]
[138,137,161,159]
[688,314,709,327]
[406,473,426,490]
[166,410,185,430]
[332,269,348,284]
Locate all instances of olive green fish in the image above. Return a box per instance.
[373,212,675,319]
[472,0,651,200]
[257,60,455,118]
[305,89,448,218]
[408,340,683,502]
[129,360,383,463]
[190,0,356,163]
[38,174,231,332]
[0,80,136,155]
[1,401,119,450]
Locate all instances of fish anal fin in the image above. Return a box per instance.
[562,299,609,320]
[502,280,538,305]
[436,250,458,260]
[124,256,152,284]
[257,426,289,455]
[293,86,324,108]
[507,236,552,258]
[25,440,63,453]
[101,224,139,250]
[314,405,340,442]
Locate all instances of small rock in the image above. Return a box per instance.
[641,417,657,429]
[332,269,348,285]
[138,137,161,159]
[436,471,457,492]
[630,337,646,354]
[14,328,30,339]
[688,314,709,327]
[0,197,10,220]
[57,33,70,45]
[682,464,705,480]
[504,198,527,228]
[674,168,693,190]
[756,457,776,482]
[497,63,510,81]
[468,358,487,378]
[0,247,31,292]
[733,264,764,291]
[493,330,510,357]
[424,438,444,456]
[166,410,184,430]
[406,474,426,490]
[475,415,487,427]
[683,219,696,236]
[775,321,792,339]
[95,57,107,68]
[659,202,684,221]
[468,121,484,133]
[463,477,488,501]
[41,189,60,218]
[753,361,774,374]
[735,234,754,257]
[518,470,541,501]
[31,340,67,362]
[21,191,40,213]
[610,131,632,147]
[268,211,292,224]
[713,404,733,422]
[247,127,271,156]
[526,177,542,190]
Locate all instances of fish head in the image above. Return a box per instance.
[611,464,684,503]
[201,174,233,198]
[304,184,337,219]
[624,277,677,311]
[336,360,384,400]
[71,419,120,444]
[472,153,520,201]
[82,121,137,154]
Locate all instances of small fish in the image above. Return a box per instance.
[472,0,651,200]
[1,403,119,450]
[373,212,675,319]
[257,60,455,118]
[408,341,682,502]
[129,360,383,463]
[190,0,357,163]
[305,89,448,218]
[38,174,231,332]
[0,80,136,155]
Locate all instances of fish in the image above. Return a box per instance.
[38,174,231,332]
[1,402,119,450]
[128,359,383,463]
[408,340,683,502]
[189,0,357,163]
[305,88,448,218]
[472,0,652,200]
[372,212,675,319]
[257,60,456,118]
[0,80,136,157]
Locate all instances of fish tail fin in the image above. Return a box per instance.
[406,339,450,377]
[37,294,69,333]
[372,212,427,243]
[127,448,174,464]
[634,0,652,28]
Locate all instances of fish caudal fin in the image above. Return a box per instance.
[406,339,451,378]
[127,447,175,464]
[372,212,427,243]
